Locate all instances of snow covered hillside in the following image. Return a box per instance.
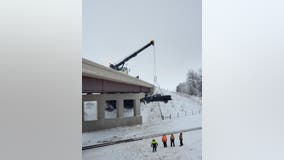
[142,88,201,123]
[82,88,201,146]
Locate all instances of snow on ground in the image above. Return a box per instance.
[82,89,201,146]
[83,130,202,160]
[84,101,98,121]
[123,108,134,117]
[83,115,201,146]
[104,108,135,119]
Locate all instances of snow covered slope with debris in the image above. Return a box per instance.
[142,88,201,123]
[82,88,201,147]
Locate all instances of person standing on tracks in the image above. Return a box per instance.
[162,134,167,147]
[179,132,183,146]
[170,134,175,147]
[151,139,158,152]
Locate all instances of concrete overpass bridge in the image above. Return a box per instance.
[82,58,154,132]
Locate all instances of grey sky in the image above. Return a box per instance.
[83,0,201,91]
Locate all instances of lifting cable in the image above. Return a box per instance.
[152,44,163,95]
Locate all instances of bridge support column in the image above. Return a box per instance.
[134,99,141,116]
[97,99,105,120]
[117,99,124,118]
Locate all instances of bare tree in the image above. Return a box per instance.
[176,68,202,97]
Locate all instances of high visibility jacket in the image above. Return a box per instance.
[151,140,158,147]
[162,135,167,142]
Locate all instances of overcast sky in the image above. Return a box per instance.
[82,0,201,91]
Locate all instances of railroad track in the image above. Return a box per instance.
[82,127,202,150]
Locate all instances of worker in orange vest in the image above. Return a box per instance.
[170,134,175,147]
[162,134,167,147]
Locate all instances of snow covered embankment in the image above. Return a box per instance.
[82,89,202,147]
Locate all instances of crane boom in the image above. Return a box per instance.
[109,40,172,104]
[110,40,155,71]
